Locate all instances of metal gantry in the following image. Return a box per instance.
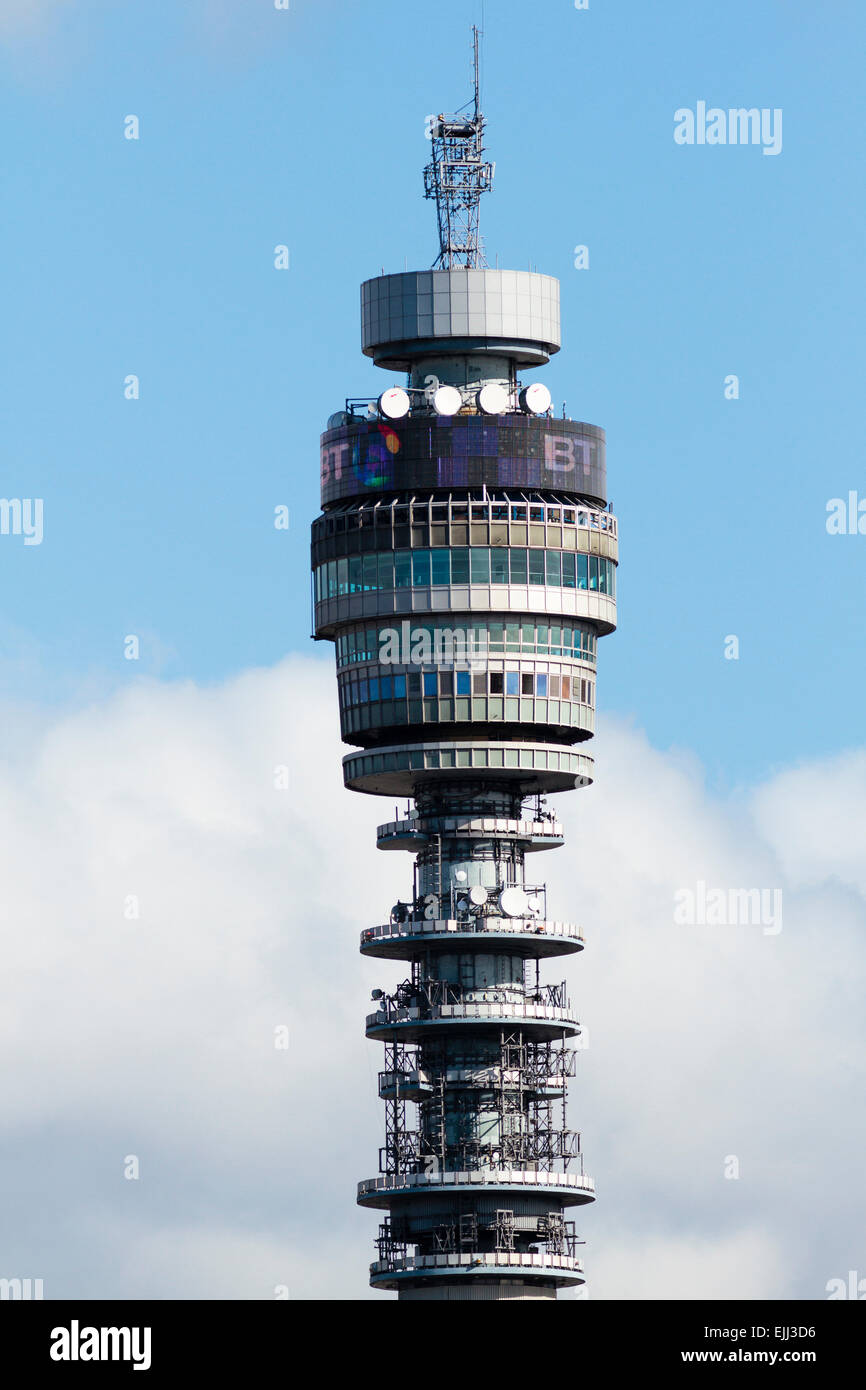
[424,27,495,268]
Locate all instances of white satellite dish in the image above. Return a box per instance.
[499,886,529,918]
[469,885,488,906]
[477,383,509,416]
[455,870,468,882]
[519,382,552,415]
[433,384,463,417]
[526,895,543,918]
[379,387,411,420]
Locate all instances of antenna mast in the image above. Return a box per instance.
[424,26,495,269]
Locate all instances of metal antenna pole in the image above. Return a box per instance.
[423,26,495,269]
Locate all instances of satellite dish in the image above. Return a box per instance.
[433,384,463,417]
[327,411,350,430]
[455,870,468,882]
[379,387,411,420]
[469,885,488,906]
[477,383,509,416]
[519,382,552,416]
[499,886,529,918]
[526,895,543,918]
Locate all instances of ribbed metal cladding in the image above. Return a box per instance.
[311,263,617,1299]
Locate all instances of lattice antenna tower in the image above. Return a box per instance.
[423,26,495,268]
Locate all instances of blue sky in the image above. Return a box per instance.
[2,0,864,790]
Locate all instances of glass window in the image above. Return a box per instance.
[490,549,509,584]
[506,623,520,650]
[506,671,519,696]
[394,551,411,589]
[361,555,376,592]
[408,673,421,696]
[423,672,437,696]
[359,679,369,703]
[369,678,379,701]
[413,550,431,587]
[393,674,406,698]
[472,672,486,694]
[377,553,394,591]
[521,673,534,695]
[456,670,471,696]
[562,552,576,589]
[589,556,599,591]
[490,672,504,695]
[528,550,545,585]
[561,675,571,700]
[440,671,453,696]
[431,549,451,585]
[522,621,535,647]
[536,673,548,696]
[509,549,528,584]
[549,675,560,697]
[470,548,491,584]
[451,548,470,584]
[380,676,392,699]
[577,554,589,590]
[348,556,362,594]
[327,561,337,599]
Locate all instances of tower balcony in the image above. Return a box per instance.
[368,1249,585,1291]
[361,916,584,960]
[357,1166,596,1210]
[376,812,564,853]
[344,740,593,797]
[365,995,581,1043]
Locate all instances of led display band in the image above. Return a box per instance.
[320,416,607,507]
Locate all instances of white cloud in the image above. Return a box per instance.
[586,1229,788,1302]
[0,658,863,1300]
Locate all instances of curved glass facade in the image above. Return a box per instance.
[311,495,618,564]
[314,548,616,602]
[335,620,598,669]
[338,663,595,742]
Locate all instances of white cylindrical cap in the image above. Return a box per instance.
[519,382,552,415]
[433,384,463,416]
[476,383,510,415]
[378,387,411,420]
[499,886,529,918]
